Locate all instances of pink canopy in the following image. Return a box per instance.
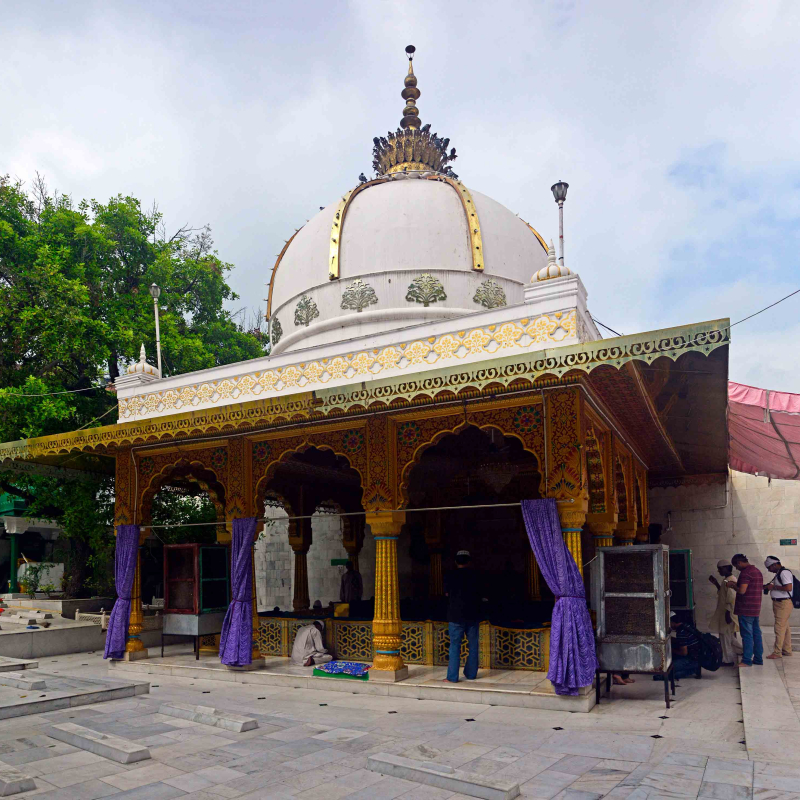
[728,381,800,480]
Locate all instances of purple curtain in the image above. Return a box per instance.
[219,517,257,666]
[521,499,597,695]
[103,524,140,660]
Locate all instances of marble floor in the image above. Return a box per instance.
[1,644,795,799]
[110,649,592,711]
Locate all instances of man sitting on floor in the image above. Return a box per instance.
[656,612,701,681]
[291,621,333,667]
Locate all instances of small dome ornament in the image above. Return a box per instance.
[127,343,159,376]
[534,241,572,282]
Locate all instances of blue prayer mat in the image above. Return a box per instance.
[313,661,370,680]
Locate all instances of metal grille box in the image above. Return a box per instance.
[591,544,672,673]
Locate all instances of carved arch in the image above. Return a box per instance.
[397,420,542,507]
[138,457,226,528]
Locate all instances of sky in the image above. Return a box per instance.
[2,0,799,390]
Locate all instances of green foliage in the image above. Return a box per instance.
[150,488,219,545]
[0,174,268,596]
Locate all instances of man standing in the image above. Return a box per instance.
[443,550,482,683]
[764,556,794,660]
[708,559,738,666]
[291,620,332,667]
[340,561,363,605]
[726,554,764,667]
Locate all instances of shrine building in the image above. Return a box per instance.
[0,49,730,709]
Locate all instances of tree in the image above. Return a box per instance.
[0,175,268,595]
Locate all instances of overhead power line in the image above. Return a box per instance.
[730,288,800,328]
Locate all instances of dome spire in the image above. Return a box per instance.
[400,45,421,130]
[371,46,459,177]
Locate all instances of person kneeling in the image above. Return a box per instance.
[291,621,333,667]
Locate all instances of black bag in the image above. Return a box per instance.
[788,571,800,609]
[684,624,722,672]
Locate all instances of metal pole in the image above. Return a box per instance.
[558,200,564,266]
[8,534,18,593]
[153,296,162,377]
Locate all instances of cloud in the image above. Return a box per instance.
[2,0,799,390]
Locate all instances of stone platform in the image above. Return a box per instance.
[0,672,149,719]
[109,648,595,712]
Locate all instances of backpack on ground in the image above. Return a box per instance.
[685,624,722,672]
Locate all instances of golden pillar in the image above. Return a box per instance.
[526,550,542,601]
[367,511,408,681]
[425,511,444,598]
[588,515,616,549]
[558,506,587,577]
[615,520,637,546]
[124,530,148,660]
[289,515,312,612]
[429,552,444,597]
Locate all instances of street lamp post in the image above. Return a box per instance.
[149,283,162,377]
[551,181,569,267]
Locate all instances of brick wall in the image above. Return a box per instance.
[649,470,800,629]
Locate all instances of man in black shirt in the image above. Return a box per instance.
[443,550,482,683]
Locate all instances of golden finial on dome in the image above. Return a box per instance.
[400,45,420,130]
[371,46,459,177]
[534,240,572,282]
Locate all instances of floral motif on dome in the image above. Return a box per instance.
[494,323,523,348]
[144,394,159,412]
[341,279,378,313]
[433,334,460,359]
[237,375,256,396]
[303,362,324,382]
[463,328,491,354]
[527,316,558,344]
[405,274,446,307]
[179,387,196,405]
[405,340,431,364]
[294,295,319,327]
[196,384,214,403]
[328,356,349,379]
[162,390,178,410]
[473,279,507,309]
[281,366,302,387]
[258,371,278,391]
[377,346,401,370]
[271,317,283,346]
[351,352,374,374]
[217,379,234,399]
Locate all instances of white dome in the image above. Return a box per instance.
[267,172,549,354]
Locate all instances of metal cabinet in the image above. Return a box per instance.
[591,544,672,674]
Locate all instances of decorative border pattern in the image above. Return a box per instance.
[0,320,729,463]
[118,311,579,421]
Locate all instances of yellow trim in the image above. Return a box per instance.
[520,218,549,253]
[329,180,389,280]
[426,176,484,271]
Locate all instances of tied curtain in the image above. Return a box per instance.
[103,524,140,660]
[219,517,257,667]
[521,499,597,696]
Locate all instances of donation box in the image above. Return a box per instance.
[591,544,672,674]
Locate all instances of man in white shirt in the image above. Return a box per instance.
[708,559,738,665]
[765,556,794,660]
[291,621,333,667]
